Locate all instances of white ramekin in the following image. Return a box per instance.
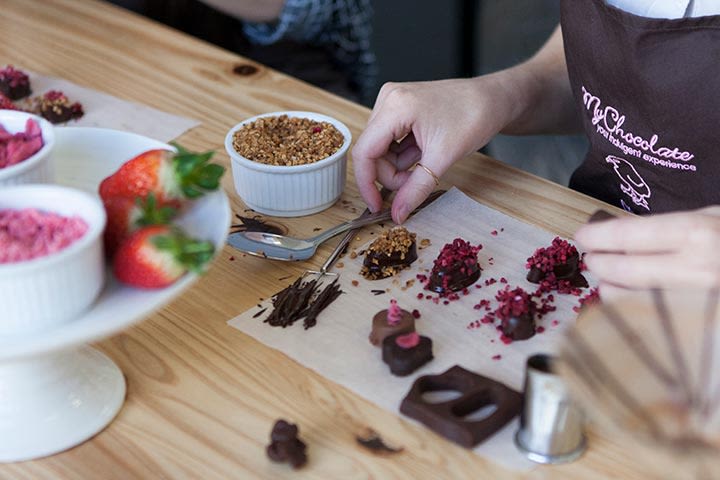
[225,111,351,217]
[0,184,106,336]
[0,110,55,186]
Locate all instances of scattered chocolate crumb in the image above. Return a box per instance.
[356,429,403,454]
[313,227,322,232]
[371,289,386,296]
[253,308,268,318]
[229,256,235,261]
[278,275,292,281]
[352,280,359,287]
[492,354,502,360]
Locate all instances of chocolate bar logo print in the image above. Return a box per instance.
[581,86,697,172]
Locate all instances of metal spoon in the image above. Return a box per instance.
[227,208,393,261]
[227,190,444,261]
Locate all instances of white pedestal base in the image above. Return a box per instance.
[0,346,126,462]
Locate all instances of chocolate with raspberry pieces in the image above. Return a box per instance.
[0,65,31,100]
[496,287,537,341]
[426,238,482,295]
[526,237,588,290]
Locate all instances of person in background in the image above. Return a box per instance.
[109,0,377,103]
[352,0,720,293]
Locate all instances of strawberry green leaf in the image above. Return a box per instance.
[151,229,215,273]
[169,143,225,199]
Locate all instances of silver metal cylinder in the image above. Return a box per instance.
[515,354,586,464]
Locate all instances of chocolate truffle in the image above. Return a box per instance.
[426,238,482,294]
[266,419,307,469]
[382,332,433,376]
[0,65,31,100]
[526,237,588,289]
[496,287,537,341]
[35,90,84,124]
[369,299,415,347]
[361,226,417,280]
[400,365,522,448]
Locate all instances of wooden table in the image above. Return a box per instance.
[0,1,669,478]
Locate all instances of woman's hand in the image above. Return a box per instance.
[351,26,575,224]
[352,75,518,224]
[575,207,720,289]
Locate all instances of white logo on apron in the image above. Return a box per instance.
[606,155,651,211]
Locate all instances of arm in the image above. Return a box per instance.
[352,25,578,223]
[197,0,285,22]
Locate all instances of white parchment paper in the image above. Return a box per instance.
[228,188,593,471]
[23,71,199,142]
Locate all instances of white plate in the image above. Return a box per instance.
[0,127,231,361]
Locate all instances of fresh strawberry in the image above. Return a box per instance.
[113,225,215,289]
[103,193,177,258]
[99,143,224,208]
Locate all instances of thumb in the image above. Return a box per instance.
[391,160,440,224]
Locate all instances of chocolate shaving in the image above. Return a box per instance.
[356,429,403,454]
[371,289,386,296]
[263,278,343,329]
[302,280,342,329]
[252,307,267,318]
[230,214,285,235]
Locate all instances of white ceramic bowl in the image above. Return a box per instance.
[0,184,106,336]
[0,110,55,186]
[225,111,351,217]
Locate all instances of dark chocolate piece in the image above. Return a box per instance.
[526,250,588,288]
[382,332,433,376]
[588,209,617,223]
[0,65,30,100]
[362,242,418,279]
[361,227,418,280]
[426,238,482,295]
[266,419,307,469]
[369,308,415,347]
[427,263,481,294]
[400,366,522,448]
[501,308,536,341]
[35,90,83,124]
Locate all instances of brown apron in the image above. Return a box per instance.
[561,0,720,214]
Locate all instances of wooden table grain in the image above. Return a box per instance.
[0,1,669,479]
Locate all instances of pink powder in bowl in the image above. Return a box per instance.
[0,118,44,169]
[0,208,88,263]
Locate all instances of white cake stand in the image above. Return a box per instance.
[0,128,230,462]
